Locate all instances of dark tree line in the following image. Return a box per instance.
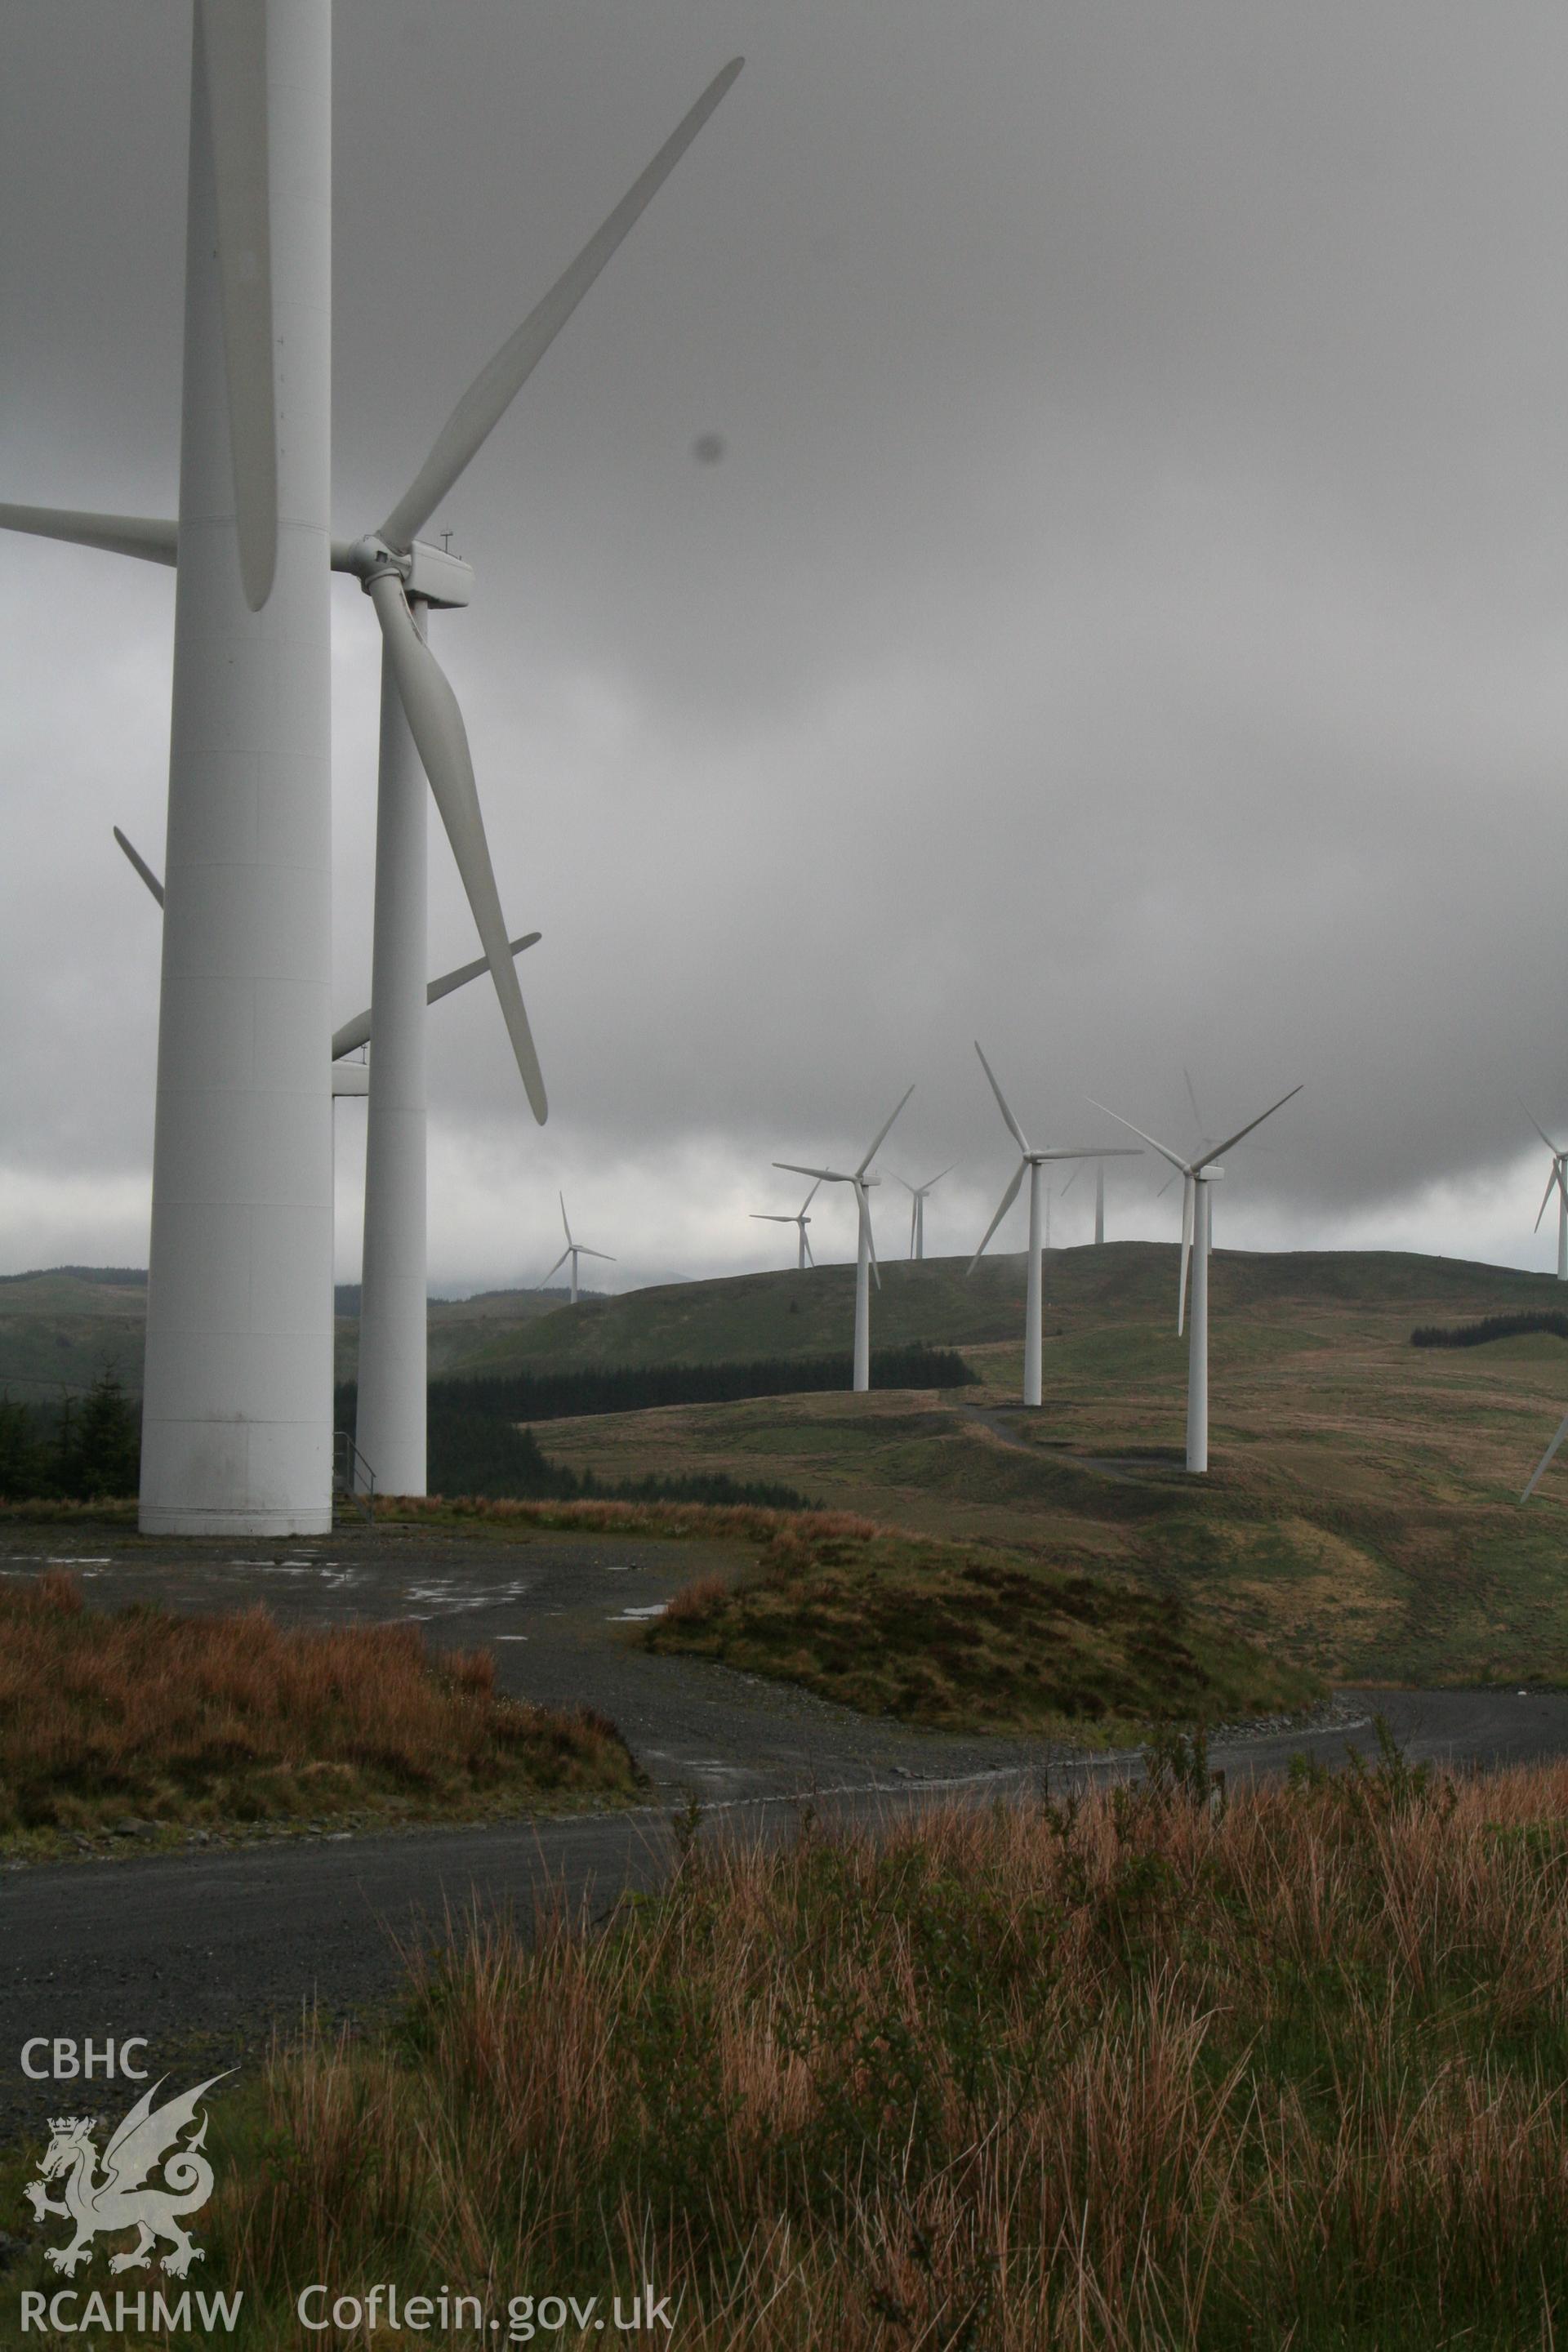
[362,1342,977,1431]
[0,1370,141,1500]
[421,1402,814,1507]
[1411,1312,1568,1350]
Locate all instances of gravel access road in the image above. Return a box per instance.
[5,1520,1566,2140]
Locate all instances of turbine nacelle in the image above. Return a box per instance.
[339,535,474,610]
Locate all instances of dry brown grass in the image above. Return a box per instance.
[385,1492,894,1544]
[173,1739,1568,2348]
[0,1570,640,1844]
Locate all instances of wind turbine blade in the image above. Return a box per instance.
[1521,1405,1568,1502]
[0,505,177,566]
[857,1084,915,1178]
[966,1160,1025,1275]
[1061,1166,1078,1198]
[368,570,546,1121]
[1183,1066,1205,1140]
[425,931,541,1010]
[858,1187,881,1290]
[799,1179,822,1214]
[1087,1100,1189,1178]
[537,1250,570,1290]
[909,1196,918,1256]
[1178,1175,1194,1336]
[1206,1083,1303,1166]
[197,0,278,611]
[804,1232,815,1267]
[113,827,165,909]
[922,1165,954,1192]
[1535,1169,1558,1236]
[774,1162,848,1183]
[973,1040,1029,1155]
[577,1248,617,1262]
[750,1214,795,1223]
[328,931,541,1060]
[1523,1106,1564,1157]
[377,59,744,550]
[559,1192,573,1246]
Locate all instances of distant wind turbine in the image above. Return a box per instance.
[1090,1083,1303,1472]
[1525,1111,1568,1282]
[537,1195,616,1305]
[776,1088,913,1390]
[751,1180,820,1270]
[893,1167,952,1260]
[1061,1156,1111,1245]
[969,1045,1138,1406]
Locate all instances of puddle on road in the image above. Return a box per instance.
[402,1578,532,1618]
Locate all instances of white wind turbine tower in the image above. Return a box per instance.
[538,1196,616,1306]
[1060,1157,1111,1244]
[968,1045,1138,1407]
[893,1168,952,1260]
[6,27,744,1525]
[776,1089,913,1391]
[1091,1083,1302,1473]
[4,2,334,1533]
[1525,1111,1568,1282]
[751,1181,820,1271]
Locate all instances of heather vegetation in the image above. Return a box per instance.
[643,1521,1321,1736]
[77,1738,1568,2349]
[0,1572,639,1852]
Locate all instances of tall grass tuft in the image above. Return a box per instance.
[191,1739,1568,2347]
[0,1573,639,1838]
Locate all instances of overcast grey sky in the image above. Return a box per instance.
[4,0,1567,1292]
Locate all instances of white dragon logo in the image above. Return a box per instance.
[25,2072,234,2278]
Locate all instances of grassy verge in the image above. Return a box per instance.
[640,1523,1323,1737]
[0,1571,641,1856]
[16,1743,1568,2346]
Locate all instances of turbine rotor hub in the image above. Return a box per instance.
[345,533,409,590]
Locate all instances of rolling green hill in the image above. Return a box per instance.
[3,1245,1564,1396]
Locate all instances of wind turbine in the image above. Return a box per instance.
[776,1089,913,1390]
[967,1045,1138,1406]
[1090,1083,1303,1472]
[1525,1111,1568,1282]
[6,29,745,1526]
[1061,1157,1111,1245]
[341,56,742,1497]
[751,1181,820,1271]
[2,2,332,1532]
[893,1167,952,1260]
[537,1196,616,1305]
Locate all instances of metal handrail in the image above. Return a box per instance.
[333,1429,376,1523]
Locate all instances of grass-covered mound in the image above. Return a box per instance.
[92,1743,1568,2349]
[641,1525,1322,1736]
[0,1570,640,1853]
